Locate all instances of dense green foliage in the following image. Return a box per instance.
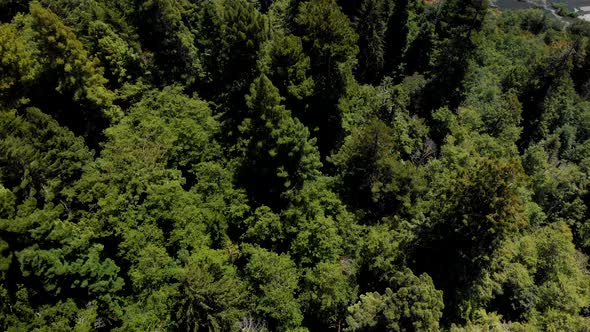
[2,0,590,330]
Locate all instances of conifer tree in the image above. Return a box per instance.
[238,74,321,209]
[294,0,359,157]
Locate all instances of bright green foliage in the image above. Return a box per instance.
[523,144,586,225]
[122,86,219,175]
[414,120,530,319]
[12,1,121,148]
[300,260,357,329]
[66,87,228,328]
[0,185,14,220]
[479,222,590,326]
[345,291,383,330]
[87,20,141,85]
[338,78,429,152]
[29,0,142,87]
[28,2,115,109]
[238,165,353,273]
[346,268,443,331]
[383,270,444,331]
[242,205,284,251]
[111,88,241,246]
[463,68,523,144]
[356,224,414,289]
[2,1,590,331]
[190,160,250,248]
[537,77,580,140]
[449,310,506,332]
[70,87,220,256]
[243,245,303,331]
[338,83,387,135]
[35,0,135,36]
[281,177,353,267]
[266,0,294,33]
[175,249,248,332]
[0,22,39,99]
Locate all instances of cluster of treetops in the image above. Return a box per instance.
[2,0,590,330]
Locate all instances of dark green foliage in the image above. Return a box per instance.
[258,33,314,112]
[238,74,321,209]
[414,138,529,322]
[134,0,203,87]
[175,248,248,331]
[425,0,489,110]
[14,2,120,149]
[294,0,358,157]
[331,119,426,222]
[300,260,357,329]
[2,1,590,331]
[0,0,28,22]
[195,0,269,126]
[0,108,122,330]
[351,0,388,83]
[383,0,435,78]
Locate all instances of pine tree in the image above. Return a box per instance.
[294,0,359,157]
[238,74,322,209]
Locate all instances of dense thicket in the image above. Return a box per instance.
[2,0,590,331]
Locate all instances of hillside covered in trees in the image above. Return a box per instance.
[2,0,590,330]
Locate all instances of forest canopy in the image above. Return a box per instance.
[2,0,590,331]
